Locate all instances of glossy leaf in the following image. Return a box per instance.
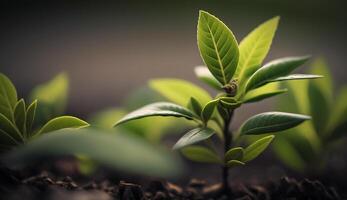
[14,99,26,135]
[173,127,215,150]
[0,73,18,119]
[226,160,245,168]
[189,97,202,116]
[26,100,37,135]
[240,112,310,135]
[201,99,219,123]
[270,74,322,83]
[218,97,241,109]
[194,66,222,90]
[235,17,279,87]
[38,116,89,135]
[197,10,239,85]
[225,147,244,161]
[242,83,287,103]
[0,113,23,142]
[114,102,195,126]
[5,129,183,177]
[149,79,211,107]
[181,145,221,164]
[245,56,310,92]
[243,135,274,162]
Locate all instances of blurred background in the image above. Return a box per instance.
[0,0,346,179]
[1,0,346,124]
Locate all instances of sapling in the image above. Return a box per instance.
[274,58,347,173]
[115,11,321,191]
[0,73,89,153]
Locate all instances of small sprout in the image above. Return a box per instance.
[114,10,319,191]
[0,73,89,153]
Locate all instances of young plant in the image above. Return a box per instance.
[0,73,89,153]
[114,11,320,191]
[273,58,347,173]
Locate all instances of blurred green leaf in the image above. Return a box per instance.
[309,58,333,102]
[270,74,322,82]
[173,127,215,150]
[197,10,239,85]
[245,56,310,92]
[150,79,211,107]
[5,129,183,177]
[14,99,26,135]
[328,87,347,133]
[308,81,330,135]
[181,145,221,164]
[201,99,218,123]
[242,83,287,103]
[114,102,195,126]
[226,160,245,168]
[235,17,279,89]
[0,73,18,120]
[243,135,274,162]
[26,100,37,136]
[194,66,222,90]
[225,147,243,161]
[272,135,306,171]
[30,73,68,125]
[38,116,89,135]
[240,112,310,135]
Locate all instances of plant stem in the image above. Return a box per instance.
[222,110,234,192]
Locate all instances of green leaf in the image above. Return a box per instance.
[26,100,37,135]
[173,127,215,150]
[328,86,347,132]
[14,99,26,135]
[194,66,222,90]
[309,58,333,102]
[243,135,274,162]
[225,147,244,161]
[201,99,219,123]
[37,116,89,135]
[0,113,23,143]
[272,136,306,171]
[0,73,18,119]
[235,17,279,87]
[245,56,311,92]
[308,80,330,135]
[149,79,212,107]
[218,97,241,109]
[181,145,221,164]
[242,83,287,103]
[240,112,310,135]
[270,74,322,82]
[30,73,68,124]
[114,102,195,126]
[5,129,183,178]
[188,97,202,116]
[197,10,239,85]
[226,160,245,168]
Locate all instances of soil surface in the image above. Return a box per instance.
[0,165,344,200]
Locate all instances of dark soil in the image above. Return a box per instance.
[0,165,344,200]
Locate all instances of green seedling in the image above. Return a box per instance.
[115,11,320,190]
[0,73,89,153]
[274,58,347,173]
